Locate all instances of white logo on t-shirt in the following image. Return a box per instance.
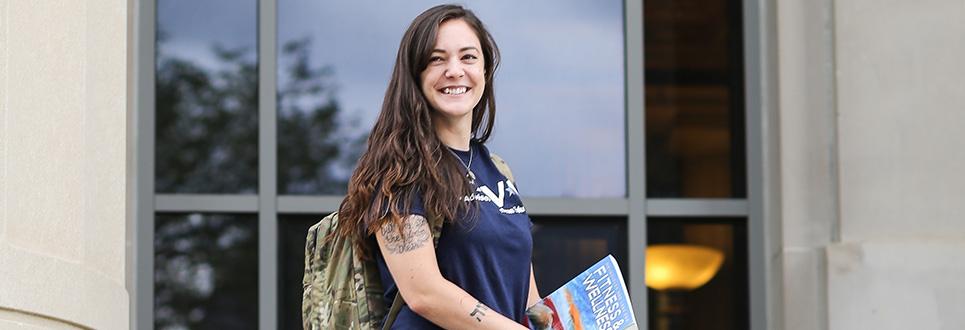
[465,180,526,214]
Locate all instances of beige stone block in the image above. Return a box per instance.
[776,0,838,249]
[835,0,965,240]
[1,0,8,245]
[827,240,965,330]
[6,0,87,262]
[83,0,128,285]
[783,247,828,330]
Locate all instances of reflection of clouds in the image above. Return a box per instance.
[279,0,407,133]
[158,0,256,52]
[492,81,624,197]
[160,40,256,75]
[498,20,623,79]
[158,0,259,111]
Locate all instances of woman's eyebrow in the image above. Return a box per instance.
[431,46,480,54]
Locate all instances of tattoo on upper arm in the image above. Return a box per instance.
[380,215,431,254]
[469,303,489,322]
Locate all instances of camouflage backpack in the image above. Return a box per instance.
[302,154,516,330]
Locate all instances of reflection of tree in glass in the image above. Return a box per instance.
[153,32,364,327]
[154,214,258,330]
[277,37,364,195]
[155,37,259,193]
[155,33,363,194]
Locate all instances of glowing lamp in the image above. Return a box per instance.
[645,244,724,291]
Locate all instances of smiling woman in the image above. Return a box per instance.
[251,0,627,327]
[322,5,536,330]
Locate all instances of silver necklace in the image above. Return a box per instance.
[448,146,476,185]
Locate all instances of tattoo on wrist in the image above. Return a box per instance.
[469,303,489,322]
[381,215,430,254]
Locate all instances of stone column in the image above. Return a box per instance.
[0,0,130,329]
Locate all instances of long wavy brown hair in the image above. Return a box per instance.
[336,4,500,256]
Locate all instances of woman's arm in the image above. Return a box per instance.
[527,264,540,307]
[376,214,528,330]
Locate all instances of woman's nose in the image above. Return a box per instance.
[444,61,465,79]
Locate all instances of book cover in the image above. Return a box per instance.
[526,255,638,330]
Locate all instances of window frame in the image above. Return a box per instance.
[130,0,777,328]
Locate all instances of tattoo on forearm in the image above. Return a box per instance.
[381,215,430,254]
[469,303,489,322]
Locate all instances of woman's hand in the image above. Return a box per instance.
[376,215,528,329]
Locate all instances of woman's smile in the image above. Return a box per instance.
[439,86,471,95]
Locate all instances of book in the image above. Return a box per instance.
[526,255,638,330]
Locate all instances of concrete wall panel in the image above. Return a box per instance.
[1,0,8,247]
[6,0,87,262]
[84,0,129,285]
[835,0,965,241]
[827,241,965,330]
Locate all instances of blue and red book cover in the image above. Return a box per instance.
[525,255,638,330]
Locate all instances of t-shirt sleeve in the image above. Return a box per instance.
[362,189,428,230]
[400,192,427,217]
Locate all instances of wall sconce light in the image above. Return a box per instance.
[646,244,724,291]
[646,244,725,330]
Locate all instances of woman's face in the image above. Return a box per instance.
[420,19,485,121]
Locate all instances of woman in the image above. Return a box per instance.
[336,4,539,329]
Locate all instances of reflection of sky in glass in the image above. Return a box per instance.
[278,1,626,197]
[157,0,257,69]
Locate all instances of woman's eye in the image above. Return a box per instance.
[462,54,478,61]
[430,56,444,63]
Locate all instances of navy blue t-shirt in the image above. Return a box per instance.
[370,142,533,329]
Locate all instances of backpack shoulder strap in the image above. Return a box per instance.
[382,292,405,329]
[489,153,515,182]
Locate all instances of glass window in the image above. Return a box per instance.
[277,0,626,197]
[154,213,259,329]
[531,217,628,295]
[279,215,324,330]
[156,0,259,194]
[645,0,746,198]
[647,217,748,330]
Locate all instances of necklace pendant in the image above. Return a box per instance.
[467,170,476,186]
